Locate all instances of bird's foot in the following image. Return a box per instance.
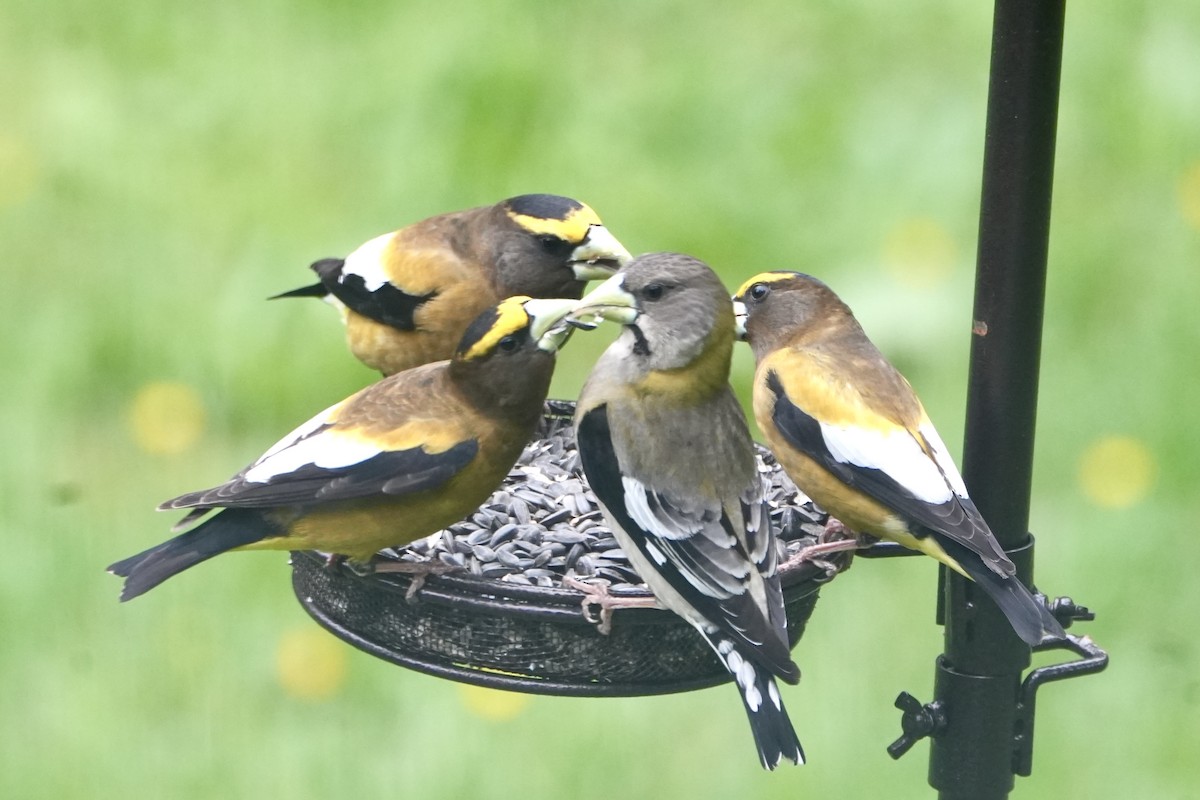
[821,517,850,542]
[562,576,659,635]
[781,520,860,578]
[366,558,462,602]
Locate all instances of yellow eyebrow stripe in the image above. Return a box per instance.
[507,203,601,244]
[461,295,532,361]
[734,271,796,299]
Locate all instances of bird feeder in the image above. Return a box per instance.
[293,400,852,697]
[293,0,1108,795]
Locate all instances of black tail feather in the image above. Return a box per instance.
[708,634,805,769]
[269,282,328,300]
[939,537,1065,646]
[108,508,275,601]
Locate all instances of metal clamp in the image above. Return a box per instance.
[889,594,1107,773]
[888,692,947,759]
[1013,629,1109,775]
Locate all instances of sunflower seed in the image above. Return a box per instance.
[490,524,518,547]
[495,547,524,569]
[370,403,840,594]
[540,508,572,527]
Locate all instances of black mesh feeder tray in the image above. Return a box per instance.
[291,400,853,697]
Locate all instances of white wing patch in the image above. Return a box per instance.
[621,475,702,541]
[342,232,396,292]
[255,401,342,463]
[917,421,970,498]
[644,541,668,566]
[820,422,954,505]
[245,413,380,485]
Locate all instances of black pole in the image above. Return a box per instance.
[928,2,1065,798]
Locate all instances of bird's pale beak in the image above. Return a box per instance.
[523,297,583,351]
[569,272,640,328]
[732,299,749,341]
[568,225,632,281]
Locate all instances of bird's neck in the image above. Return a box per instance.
[635,323,734,405]
[449,358,554,430]
[781,313,864,353]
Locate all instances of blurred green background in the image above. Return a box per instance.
[3,1,1198,797]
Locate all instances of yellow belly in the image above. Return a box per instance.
[346,318,447,376]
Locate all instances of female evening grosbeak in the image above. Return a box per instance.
[732,271,1063,646]
[570,253,805,770]
[274,194,630,375]
[109,296,579,601]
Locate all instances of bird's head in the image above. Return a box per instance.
[455,294,580,362]
[451,294,580,413]
[570,252,735,380]
[492,194,632,298]
[732,271,854,359]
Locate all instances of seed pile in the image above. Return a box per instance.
[377,403,838,593]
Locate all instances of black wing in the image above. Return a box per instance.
[161,439,478,511]
[766,370,1009,573]
[311,257,435,331]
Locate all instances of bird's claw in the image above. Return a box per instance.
[780,519,860,577]
[368,558,461,603]
[562,576,659,635]
[820,517,849,543]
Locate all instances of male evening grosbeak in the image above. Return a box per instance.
[732,271,1063,646]
[109,296,579,601]
[570,253,805,770]
[274,194,630,375]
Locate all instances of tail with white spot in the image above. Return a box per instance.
[709,634,805,769]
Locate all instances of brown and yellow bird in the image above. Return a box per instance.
[109,295,579,601]
[733,271,1063,646]
[274,194,630,375]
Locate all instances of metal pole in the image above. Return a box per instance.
[929,2,1066,798]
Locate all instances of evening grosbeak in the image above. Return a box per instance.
[109,296,579,601]
[274,194,631,375]
[571,253,805,770]
[732,271,1064,646]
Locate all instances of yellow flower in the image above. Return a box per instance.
[129,381,206,455]
[882,217,958,288]
[276,627,348,701]
[1077,435,1156,509]
[457,684,530,721]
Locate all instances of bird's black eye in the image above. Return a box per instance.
[749,283,771,302]
[538,234,565,253]
[642,283,665,301]
[497,335,520,353]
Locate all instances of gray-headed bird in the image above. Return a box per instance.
[571,253,805,770]
[733,270,1063,646]
[109,296,579,601]
[273,194,630,375]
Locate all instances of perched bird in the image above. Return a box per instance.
[571,253,805,770]
[733,271,1064,646]
[273,194,630,375]
[109,296,580,601]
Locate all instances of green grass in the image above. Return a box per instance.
[3,2,1198,797]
